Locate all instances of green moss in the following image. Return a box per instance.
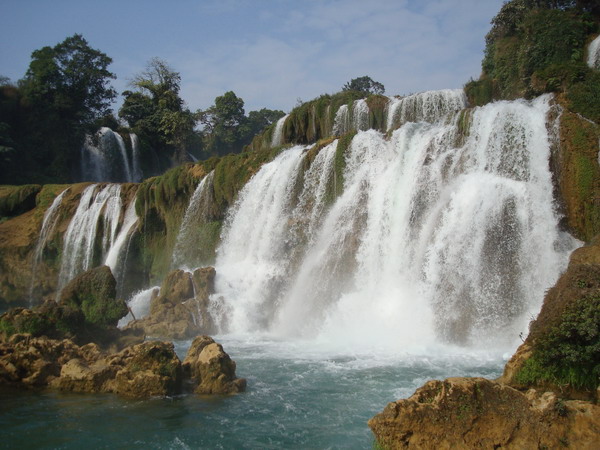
[515,294,600,391]
[568,71,600,123]
[0,184,42,219]
[464,78,495,107]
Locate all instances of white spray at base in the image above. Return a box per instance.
[211,93,579,355]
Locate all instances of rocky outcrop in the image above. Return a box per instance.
[0,333,244,398]
[369,377,600,449]
[182,335,246,394]
[370,239,600,448]
[126,267,217,339]
[0,266,136,349]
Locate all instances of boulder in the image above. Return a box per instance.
[369,377,600,449]
[58,265,127,328]
[127,267,218,339]
[182,335,246,394]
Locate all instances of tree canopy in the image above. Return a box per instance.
[342,76,385,95]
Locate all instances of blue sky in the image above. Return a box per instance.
[0,0,505,113]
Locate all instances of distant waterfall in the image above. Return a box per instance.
[172,171,216,269]
[57,184,138,293]
[81,128,141,183]
[587,35,600,69]
[386,89,467,131]
[211,94,579,350]
[271,114,289,147]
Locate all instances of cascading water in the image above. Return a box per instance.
[80,128,141,183]
[130,133,143,182]
[271,114,289,147]
[57,184,124,293]
[352,99,370,131]
[28,188,70,303]
[212,94,579,353]
[172,171,216,269]
[386,89,467,131]
[587,34,600,69]
[332,104,350,135]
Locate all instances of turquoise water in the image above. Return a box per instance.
[1,336,505,449]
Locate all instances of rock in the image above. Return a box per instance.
[182,335,246,394]
[127,267,218,340]
[58,265,127,328]
[0,332,243,399]
[369,377,600,449]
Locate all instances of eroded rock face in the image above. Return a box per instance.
[182,335,246,394]
[126,267,217,339]
[0,333,244,399]
[369,377,600,449]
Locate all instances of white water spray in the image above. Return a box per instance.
[386,89,467,131]
[271,114,289,147]
[587,35,600,69]
[212,94,578,354]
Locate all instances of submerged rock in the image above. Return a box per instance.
[126,267,217,339]
[369,377,600,449]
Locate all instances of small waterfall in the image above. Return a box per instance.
[352,99,370,131]
[81,128,139,183]
[271,114,289,147]
[332,104,350,135]
[587,35,600,69]
[212,94,578,351]
[57,184,123,293]
[172,171,216,269]
[386,89,467,131]
[117,286,158,328]
[130,133,143,182]
[28,188,69,302]
[105,197,139,297]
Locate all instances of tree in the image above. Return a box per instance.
[342,76,385,95]
[198,91,247,155]
[119,58,199,166]
[20,34,116,127]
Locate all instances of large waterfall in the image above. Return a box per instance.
[210,93,579,351]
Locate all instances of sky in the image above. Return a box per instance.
[0,0,506,114]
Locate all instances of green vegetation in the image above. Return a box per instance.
[342,76,385,95]
[0,34,116,184]
[515,294,599,390]
[465,0,600,123]
[0,184,41,219]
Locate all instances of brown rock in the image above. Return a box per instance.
[182,335,246,394]
[127,267,218,339]
[369,377,600,449]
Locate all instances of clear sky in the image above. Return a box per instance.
[0,0,505,113]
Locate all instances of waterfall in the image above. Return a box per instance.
[172,171,216,269]
[352,99,370,131]
[211,94,579,351]
[57,184,123,292]
[386,89,467,131]
[105,197,139,297]
[130,133,143,182]
[29,188,70,302]
[80,128,139,183]
[587,35,600,69]
[117,286,159,328]
[271,114,289,147]
[332,104,350,136]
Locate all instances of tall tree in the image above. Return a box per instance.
[21,34,116,127]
